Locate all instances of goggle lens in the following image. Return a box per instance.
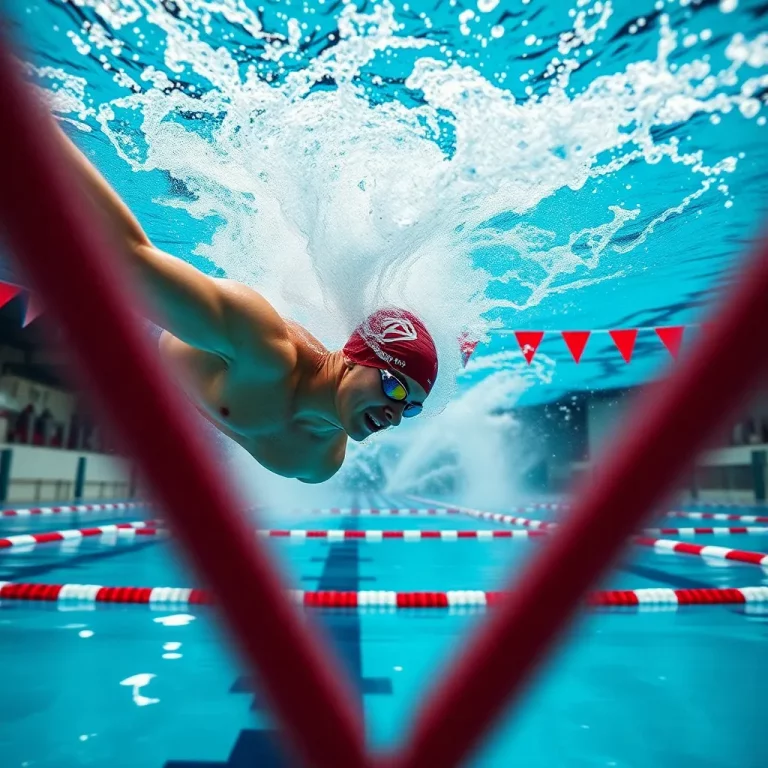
[383,378,408,401]
[403,403,423,418]
[379,370,423,418]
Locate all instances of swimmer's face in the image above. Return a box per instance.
[337,362,428,442]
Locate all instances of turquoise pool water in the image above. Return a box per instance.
[1,497,767,766]
[1,0,767,764]
[3,0,767,407]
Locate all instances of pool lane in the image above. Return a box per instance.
[2,493,768,768]
[0,505,156,536]
[1,524,767,595]
[362,601,768,767]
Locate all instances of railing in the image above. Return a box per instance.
[5,479,130,504]
[1,22,767,768]
[7,478,73,503]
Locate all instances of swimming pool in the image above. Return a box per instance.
[1,495,767,766]
[1,0,767,765]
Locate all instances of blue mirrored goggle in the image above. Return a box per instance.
[379,369,423,417]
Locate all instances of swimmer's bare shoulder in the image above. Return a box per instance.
[140,256,343,480]
[135,244,294,376]
[207,279,297,375]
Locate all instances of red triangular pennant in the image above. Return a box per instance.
[0,280,22,310]
[459,336,478,367]
[514,331,544,365]
[561,331,591,363]
[655,326,685,359]
[22,293,43,327]
[609,329,638,363]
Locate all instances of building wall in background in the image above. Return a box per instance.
[0,444,132,503]
[534,386,768,502]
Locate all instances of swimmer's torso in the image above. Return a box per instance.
[158,326,346,481]
[51,124,346,482]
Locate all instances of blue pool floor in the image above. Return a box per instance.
[1,495,767,767]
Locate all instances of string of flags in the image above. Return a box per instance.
[459,326,690,367]
[1,278,687,369]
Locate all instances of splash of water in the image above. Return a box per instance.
[33,0,767,496]
[376,371,538,506]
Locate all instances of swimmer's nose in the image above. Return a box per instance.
[384,404,404,427]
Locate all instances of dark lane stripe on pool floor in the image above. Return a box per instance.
[0,538,163,582]
[165,494,388,768]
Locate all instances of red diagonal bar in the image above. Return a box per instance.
[388,241,768,767]
[0,36,366,768]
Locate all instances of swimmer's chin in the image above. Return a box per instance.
[345,423,375,443]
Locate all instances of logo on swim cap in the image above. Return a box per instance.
[373,317,418,344]
[343,308,438,395]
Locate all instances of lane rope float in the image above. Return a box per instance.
[666,510,768,524]
[1,526,545,548]
[255,529,548,540]
[1,501,146,517]
[286,507,461,516]
[632,536,768,567]
[411,497,768,554]
[1,581,766,610]
[640,526,768,535]
[0,522,164,549]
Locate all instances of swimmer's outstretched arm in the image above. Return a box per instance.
[54,125,288,364]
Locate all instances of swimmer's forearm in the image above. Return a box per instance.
[54,123,150,252]
[53,124,231,351]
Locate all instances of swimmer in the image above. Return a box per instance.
[53,126,438,483]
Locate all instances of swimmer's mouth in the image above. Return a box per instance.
[365,411,385,433]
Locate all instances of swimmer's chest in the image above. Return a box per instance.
[158,335,339,477]
[159,332,289,430]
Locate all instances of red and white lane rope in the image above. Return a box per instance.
[408,499,558,531]
[1,581,766,610]
[667,510,768,524]
[286,507,461,516]
[0,525,545,549]
[0,525,545,548]
[410,497,768,567]
[0,501,145,517]
[633,536,768,567]
[0,522,164,549]
[642,526,768,535]
[257,529,546,540]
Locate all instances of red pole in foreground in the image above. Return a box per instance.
[0,36,367,768]
[387,243,768,768]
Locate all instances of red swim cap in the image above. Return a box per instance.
[342,309,438,395]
